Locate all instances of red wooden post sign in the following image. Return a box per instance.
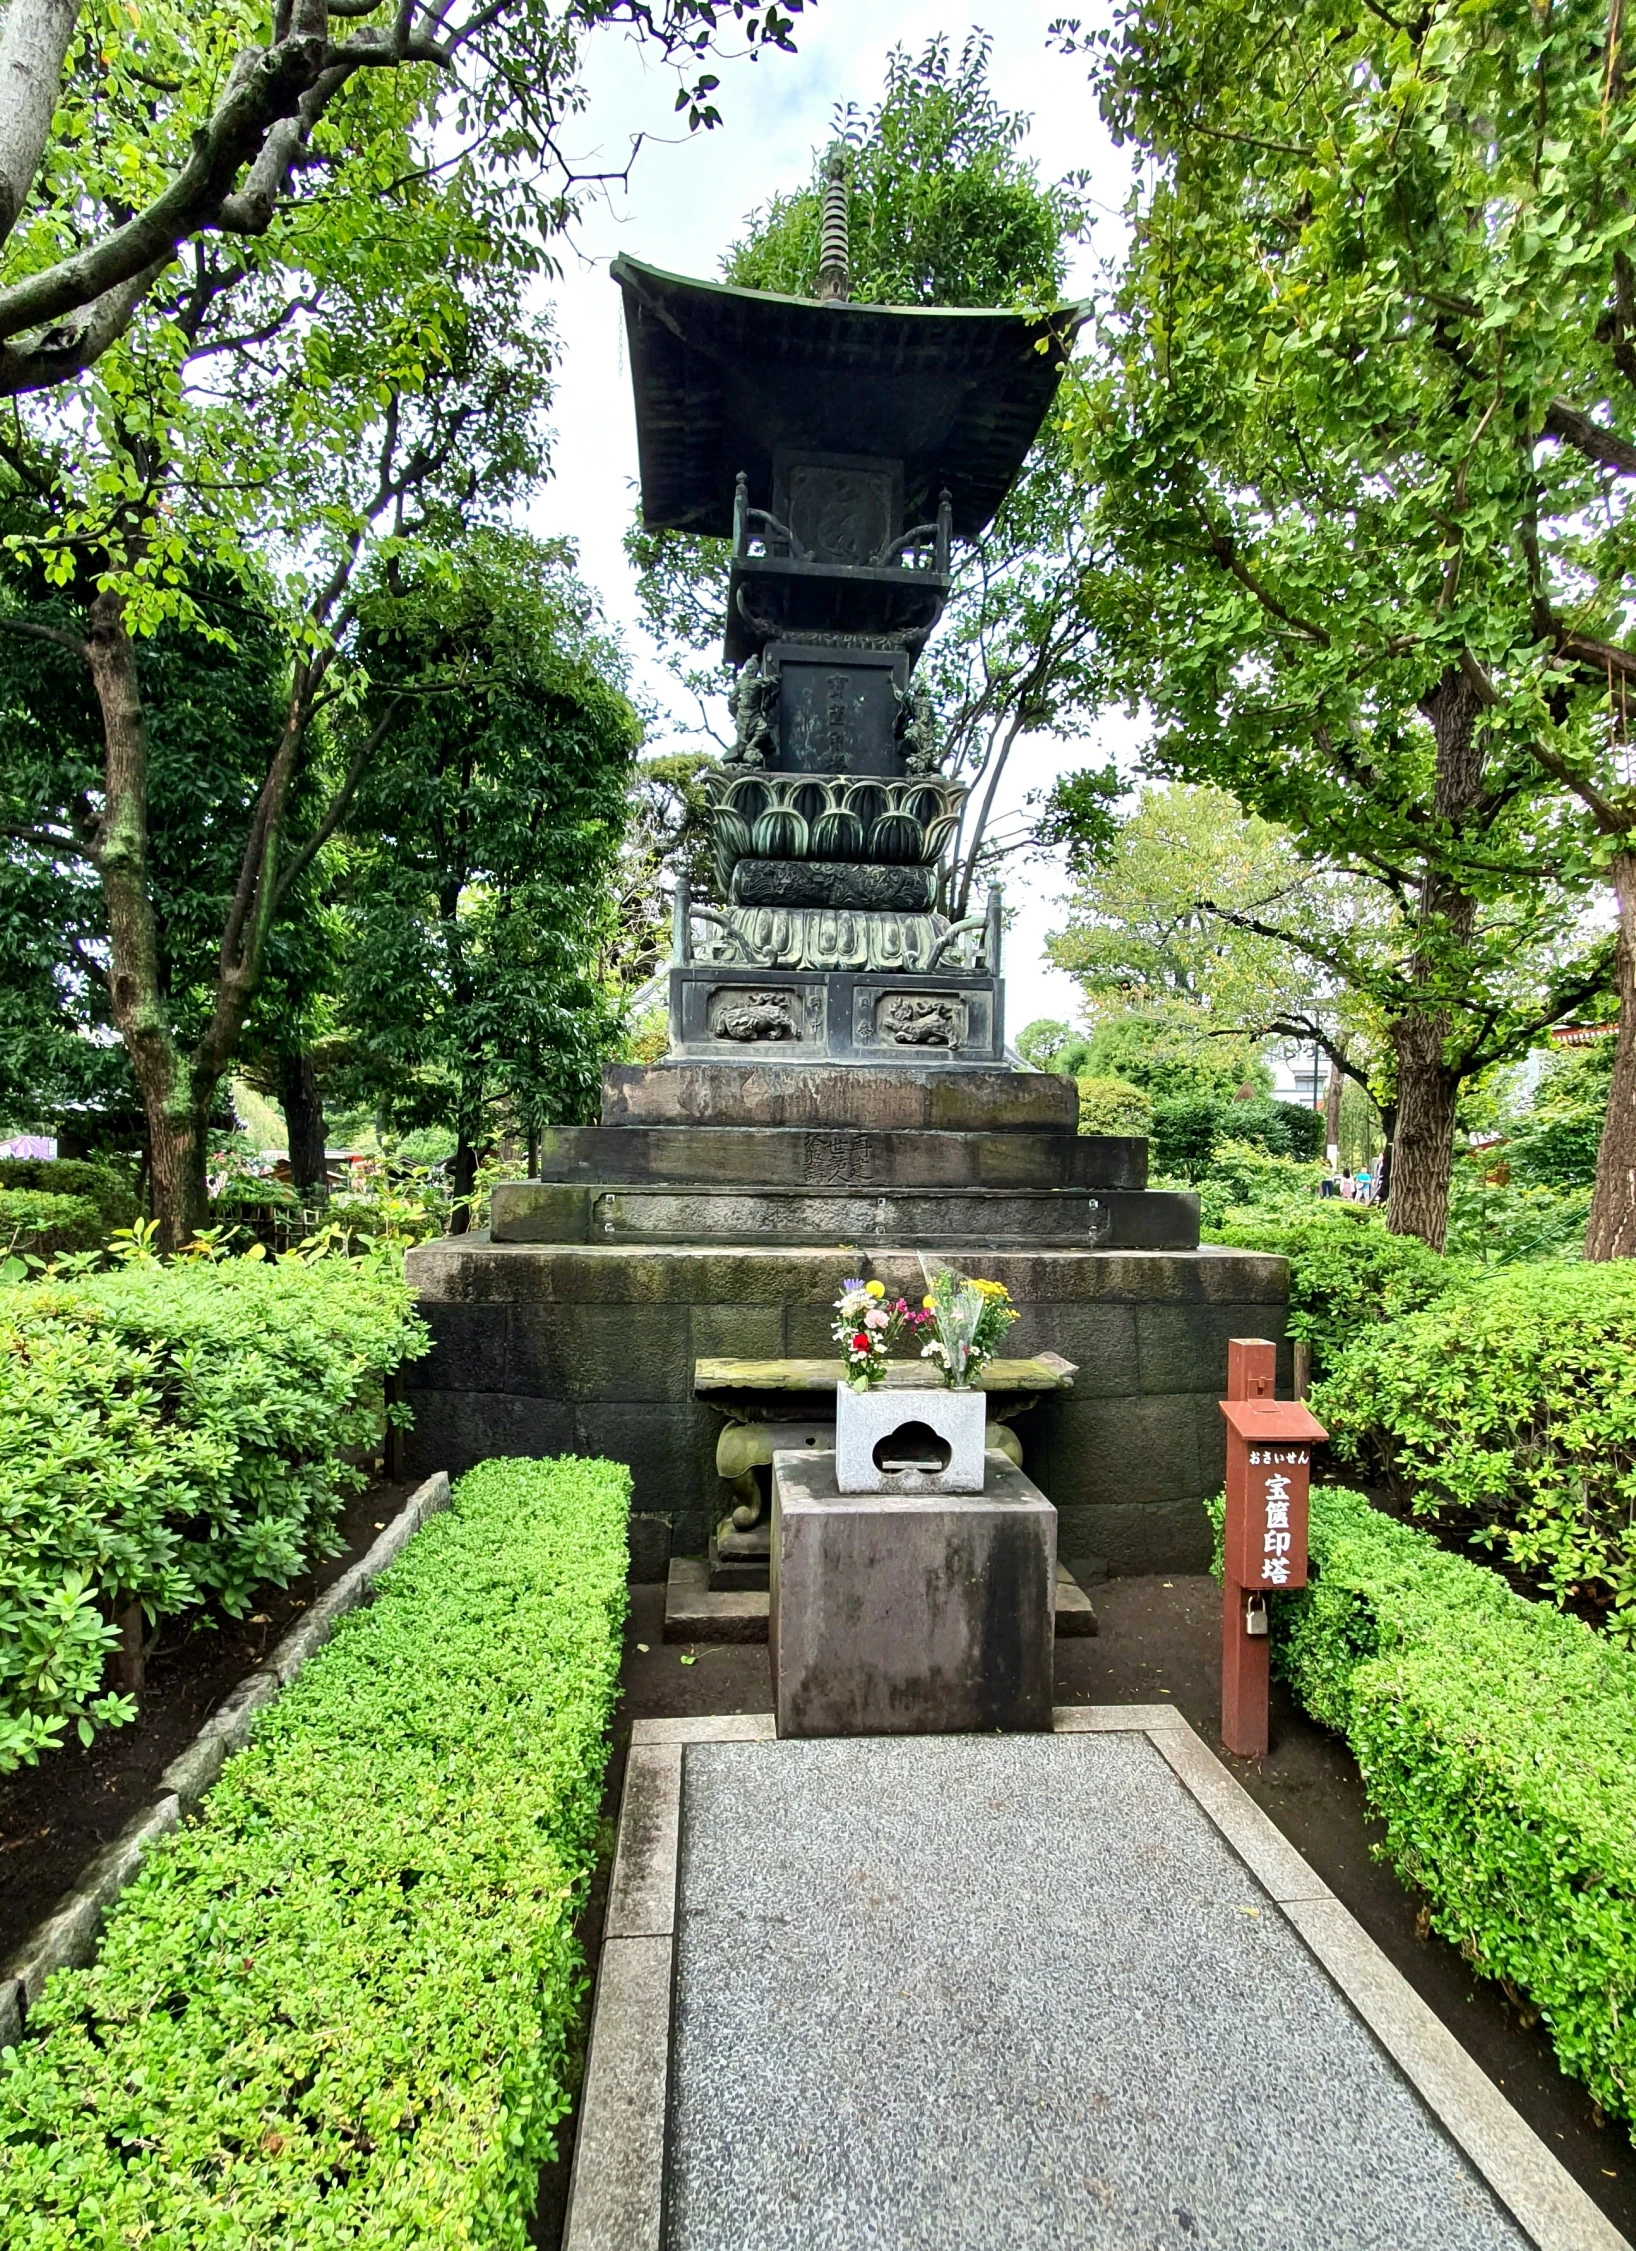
[1219,1338,1327,1759]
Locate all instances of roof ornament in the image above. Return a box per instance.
[818,146,850,304]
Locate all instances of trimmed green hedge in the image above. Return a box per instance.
[1313,1260,1636,1629]
[0,1158,136,1232]
[0,1455,630,2247]
[1268,1486,1636,2123]
[0,1263,428,1770]
[0,1189,103,1263]
[1208,1205,1457,1375]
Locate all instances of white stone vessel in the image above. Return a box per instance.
[833,1381,987,1494]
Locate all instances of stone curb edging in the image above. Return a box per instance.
[564,1706,1630,2251]
[0,1471,452,2053]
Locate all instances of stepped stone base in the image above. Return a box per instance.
[400,1238,1291,1578]
[490,1180,1195,1251]
[600,1062,1077,1131]
[534,1123,1144,1190]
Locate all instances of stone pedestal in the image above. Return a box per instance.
[770,1449,1055,1737]
[402,1060,1292,1582]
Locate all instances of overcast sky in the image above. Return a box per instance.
[525,1,1140,1030]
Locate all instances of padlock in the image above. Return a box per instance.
[1244,1592,1269,1638]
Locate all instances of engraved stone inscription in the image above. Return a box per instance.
[802,1131,878,1187]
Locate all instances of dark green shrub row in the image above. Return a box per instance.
[1313,1260,1636,1631]
[1267,1486,1636,2123]
[1149,1092,1324,1178]
[0,1189,103,1263]
[1209,1205,1456,1374]
[0,1455,631,2246]
[0,1158,136,1232]
[0,1263,427,1770]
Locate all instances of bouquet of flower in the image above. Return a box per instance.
[919,1270,1019,1388]
[832,1277,927,1390]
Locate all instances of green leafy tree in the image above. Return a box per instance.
[1049,783,1387,1111]
[1061,0,1625,1249]
[0,0,804,397]
[0,0,805,1247]
[336,534,639,1219]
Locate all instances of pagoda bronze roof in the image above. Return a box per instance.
[611,256,1085,541]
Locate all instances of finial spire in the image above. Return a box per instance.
[818,146,849,304]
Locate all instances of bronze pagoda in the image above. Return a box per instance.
[613,161,1082,1066]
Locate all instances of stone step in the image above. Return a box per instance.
[663,1555,1098,1643]
[490,1181,1197,1251]
[602,1061,1078,1133]
[535,1124,1143,1191]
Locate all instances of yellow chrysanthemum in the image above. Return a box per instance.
[865,1280,885,1298]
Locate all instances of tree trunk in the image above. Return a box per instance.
[1386,1011,1461,1251]
[86,589,209,1249]
[278,1049,328,1200]
[1323,1048,1344,1161]
[449,1133,477,1234]
[1586,850,1636,1259]
[1382,666,1487,1251]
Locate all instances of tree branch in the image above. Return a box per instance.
[268,695,405,915]
[1541,398,1636,478]
[0,0,79,251]
[0,614,88,658]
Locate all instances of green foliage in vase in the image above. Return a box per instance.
[0,1455,629,2245]
[0,1262,427,1770]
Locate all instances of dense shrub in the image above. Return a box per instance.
[1074,1072,1153,1136]
[1189,1139,1326,1232]
[1208,1205,1456,1375]
[1314,1261,1636,1630]
[0,1455,630,2246]
[0,1157,136,1231]
[0,1189,103,1263]
[1150,1093,1323,1178]
[0,1262,427,1769]
[1444,1158,1590,1265]
[1268,1486,1636,2124]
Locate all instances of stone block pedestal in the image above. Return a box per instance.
[770,1449,1055,1737]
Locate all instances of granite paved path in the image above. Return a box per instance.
[666,1731,1531,2251]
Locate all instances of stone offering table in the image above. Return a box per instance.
[770,1449,1056,1737]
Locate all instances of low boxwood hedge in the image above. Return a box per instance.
[0,1188,104,1263]
[0,1454,630,2247]
[0,1261,427,1770]
[1313,1260,1636,1628]
[1268,1486,1636,2123]
[1208,1205,1457,1375]
[0,1158,136,1233]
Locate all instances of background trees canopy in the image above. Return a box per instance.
[0,0,802,1246]
[334,534,639,1225]
[1046,782,1389,1145]
[627,34,1117,919]
[0,543,335,1167]
[1060,0,1631,1252]
[0,1,804,400]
